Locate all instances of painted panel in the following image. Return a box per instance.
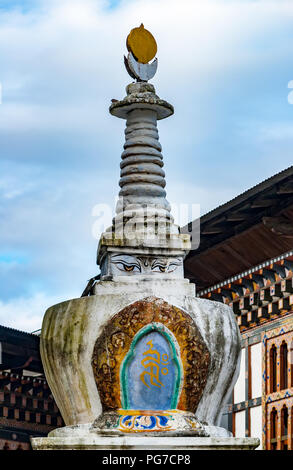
[234,348,245,404]
[235,409,246,437]
[122,330,179,410]
[250,405,262,450]
[251,342,262,399]
[92,297,210,413]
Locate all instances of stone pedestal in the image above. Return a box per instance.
[39,279,240,430]
[31,435,259,450]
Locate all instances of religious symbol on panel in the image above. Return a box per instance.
[139,339,169,388]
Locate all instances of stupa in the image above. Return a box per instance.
[31,25,259,450]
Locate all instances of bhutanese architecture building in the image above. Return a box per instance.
[184,165,293,450]
[0,165,292,450]
[0,326,63,450]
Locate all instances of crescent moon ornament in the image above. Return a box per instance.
[125,24,158,82]
[126,51,158,82]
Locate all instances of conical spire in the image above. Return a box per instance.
[97,29,190,271]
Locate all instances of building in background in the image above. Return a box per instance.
[1,165,292,450]
[0,326,63,450]
[184,165,293,450]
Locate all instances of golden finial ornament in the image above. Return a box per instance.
[126,24,157,64]
[124,24,158,82]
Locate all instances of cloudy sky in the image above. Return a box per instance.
[0,0,293,331]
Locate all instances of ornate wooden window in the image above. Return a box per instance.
[280,341,288,390]
[289,341,293,387]
[264,324,293,450]
[270,407,278,450]
[288,405,293,450]
[281,405,288,450]
[270,344,277,393]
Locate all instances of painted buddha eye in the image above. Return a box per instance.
[167,263,180,273]
[152,264,167,273]
[115,262,140,273]
[125,265,134,272]
[111,255,142,274]
[151,258,182,273]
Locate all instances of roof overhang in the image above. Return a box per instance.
[182,166,293,291]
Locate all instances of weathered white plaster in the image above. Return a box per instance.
[250,342,262,399]
[235,410,246,438]
[40,278,240,430]
[31,435,259,450]
[250,406,262,450]
[233,348,246,404]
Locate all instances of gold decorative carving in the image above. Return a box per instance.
[91,297,210,412]
[139,339,169,388]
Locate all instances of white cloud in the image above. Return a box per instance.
[1,0,292,132]
[237,119,293,142]
[167,181,238,217]
[0,291,76,332]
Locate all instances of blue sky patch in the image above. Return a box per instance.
[0,253,29,265]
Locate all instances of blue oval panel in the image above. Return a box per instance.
[123,330,179,410]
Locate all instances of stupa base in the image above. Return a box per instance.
[31,435,259,450]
